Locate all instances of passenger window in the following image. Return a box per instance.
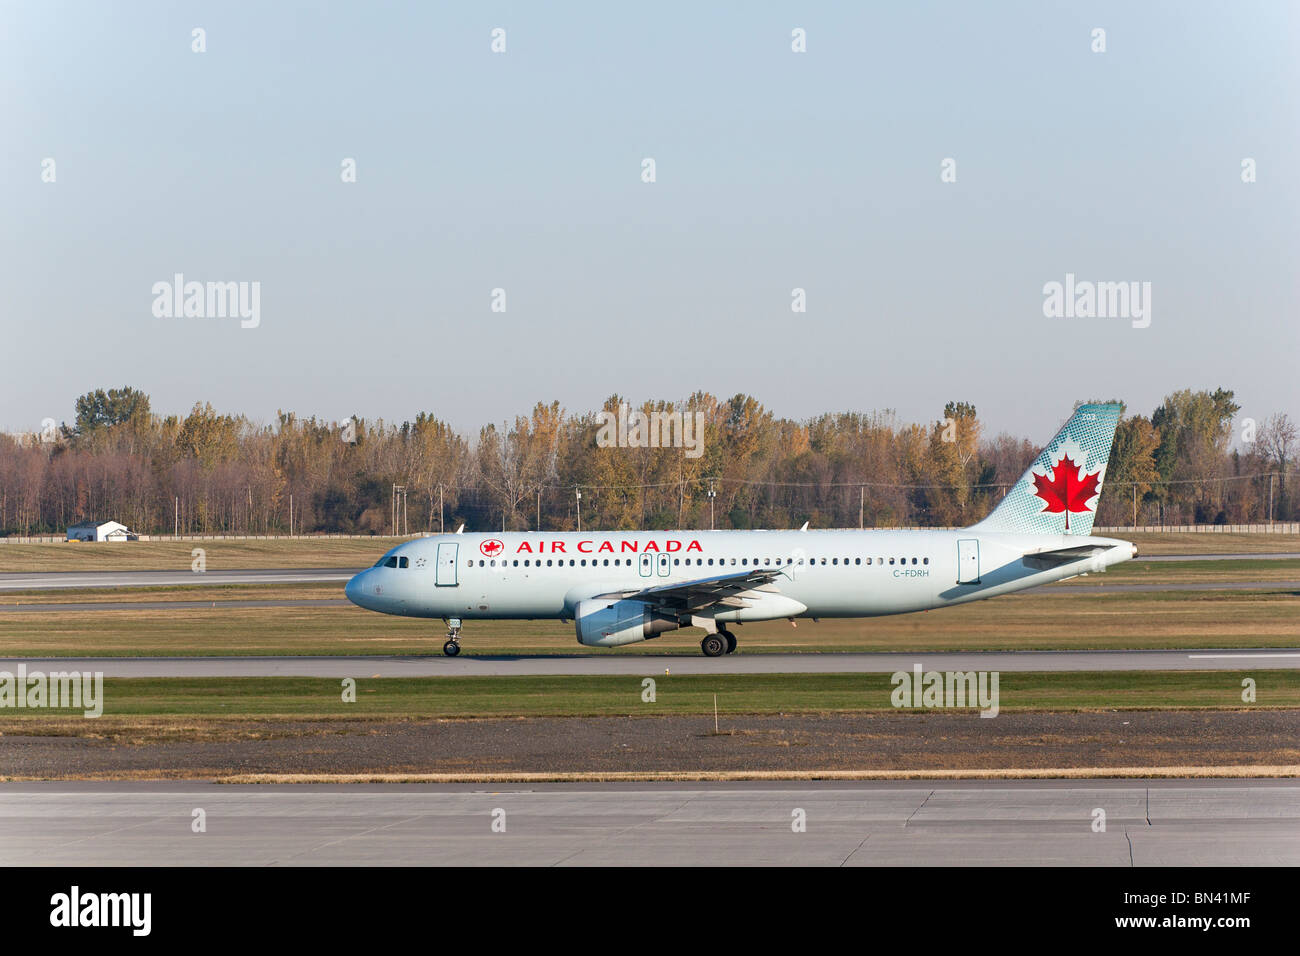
[924,557,929,565]
[889,558,895,565]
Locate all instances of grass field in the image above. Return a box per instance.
[0,538,397,572]
[1,587,1296,657]
[1120,531,1300,555]
[0,557,1296,608]
[1055,557,1300,585]
[0,542,1295,657]
[0,530,1296,573]
[0,671,1292,725]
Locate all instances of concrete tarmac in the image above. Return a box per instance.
[0,569,355,591]
[0,779,1294,866]
[2,579,1299,614]
[2,648,1297,677]
[0,599,350,613]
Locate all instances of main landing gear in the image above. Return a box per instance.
[443,618,463,657]
[700,627,738,658]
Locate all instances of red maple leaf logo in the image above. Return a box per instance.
[480,539,504,557]
[1031,453,1102,531]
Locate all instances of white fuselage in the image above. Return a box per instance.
[344,528,1136,628]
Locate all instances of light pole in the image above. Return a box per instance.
[392,485,408,536]
[707,480,717,530]
[575,489,582,532]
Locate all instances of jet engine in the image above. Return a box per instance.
[574,598,679,647]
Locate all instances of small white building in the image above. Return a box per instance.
[66,520,135,542]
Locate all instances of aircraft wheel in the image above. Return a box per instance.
[700,634,727,658]
[443,640,461,657]
[724,633,737,654]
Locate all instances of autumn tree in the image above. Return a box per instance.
[1101,414,1160,525]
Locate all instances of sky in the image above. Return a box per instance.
[2,1,1297,445]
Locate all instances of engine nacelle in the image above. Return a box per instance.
[574,599,679,647]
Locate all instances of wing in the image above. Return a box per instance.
[592,566,789,614]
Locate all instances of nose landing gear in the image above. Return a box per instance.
[443,618,463,657]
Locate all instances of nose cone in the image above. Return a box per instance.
[345,570,368,608]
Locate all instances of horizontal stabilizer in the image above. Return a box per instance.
[1021,544,1109,570]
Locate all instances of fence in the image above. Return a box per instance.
[1094,523,1300,534]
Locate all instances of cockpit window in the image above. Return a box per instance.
[399,556,409,569]
[383,556,398,568]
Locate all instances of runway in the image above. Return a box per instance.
[1142,552,1300,562]
[0,569,355,591]
[5,579,1300,614]
[0,599,350,613]
[0,779,1294,866]
[3,648,1298,677]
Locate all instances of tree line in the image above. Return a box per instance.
[0,386,1294,536]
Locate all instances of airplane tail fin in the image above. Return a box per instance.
[974,403,1122,537]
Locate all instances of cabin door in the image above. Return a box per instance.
[436,542,459,586]
[957,539,980,584]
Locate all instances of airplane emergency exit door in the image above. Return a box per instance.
[957,538,980,585]
[436,542,459,586]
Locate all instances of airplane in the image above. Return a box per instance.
[345,403,1136,657]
